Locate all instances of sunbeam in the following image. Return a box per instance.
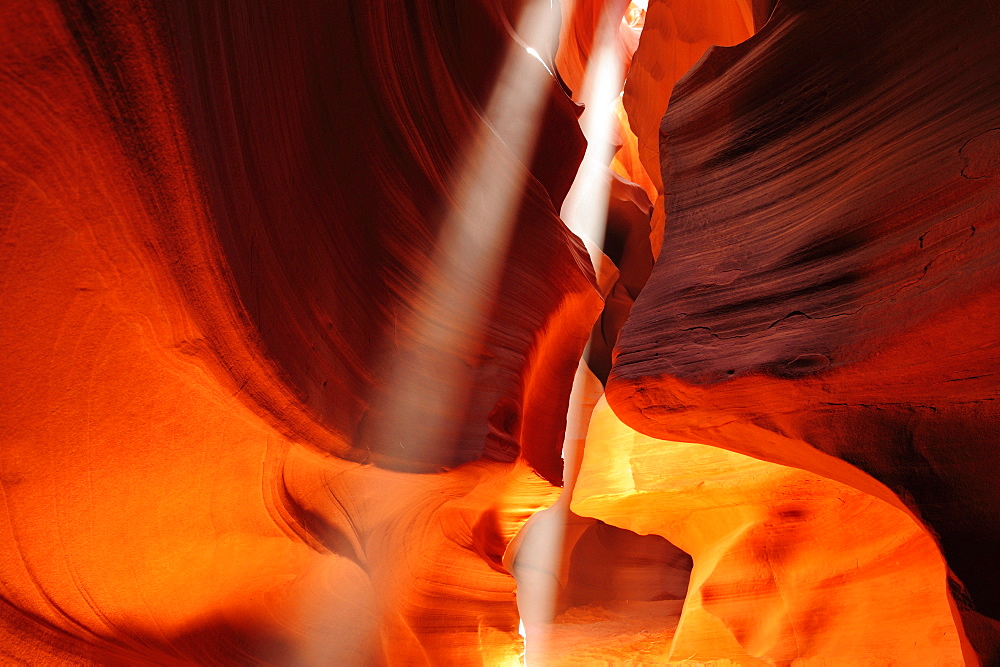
[513,2,635,662]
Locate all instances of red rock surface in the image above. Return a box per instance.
[622,0,753,193]
[555,0,652,103]
[609,0,1000,661]
[621,0,755,264]
[2,0,999,663]
[586,173,655,383]
[0,0,598,661]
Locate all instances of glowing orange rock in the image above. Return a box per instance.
[0,0,598,661]
[610,96,657,204]
[623,0,754,193]
[555,0,640,101]
[611,0,1000,661]
[5,0,997,661]
[573,398,967,664]
[621,0,755,261]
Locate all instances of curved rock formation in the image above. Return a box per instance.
[555,0,640,101]
[158,0,595,476]
[621,0,755,260]
[574,397,967,664]
[586,173,655,383]
[0,0,598,661]
[609,0,1000,660]
[622,0,753,193]
[2,0,999,662]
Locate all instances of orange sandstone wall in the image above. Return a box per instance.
[608,0,1000,661]
[0,0,599,661]
[2,0,999,662]
[574,398,966,664]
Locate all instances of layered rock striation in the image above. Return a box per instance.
[0,0,599,662]
[609,0,1000,661]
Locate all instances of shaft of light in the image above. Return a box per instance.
[516,6,627,663]
[363,0,561,468]
[560,10,626,268]
[297,2,563,664]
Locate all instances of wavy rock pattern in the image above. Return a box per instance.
[0,0,598,662]
[623,0,754,192]
[2,0,999,662]
[610,0,1000,661]
[621,0,755,264]
[555,0,635,98]
[574,398,966,664]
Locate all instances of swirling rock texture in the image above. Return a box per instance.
[574,397,965,664]
[621,0,756,260]
[0,0,598,662]
[609,0,1000,663]
[1,0,999,664]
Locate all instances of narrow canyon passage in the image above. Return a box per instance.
[0,0,998,665]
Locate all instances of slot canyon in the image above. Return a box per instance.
[1,0,998,664]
